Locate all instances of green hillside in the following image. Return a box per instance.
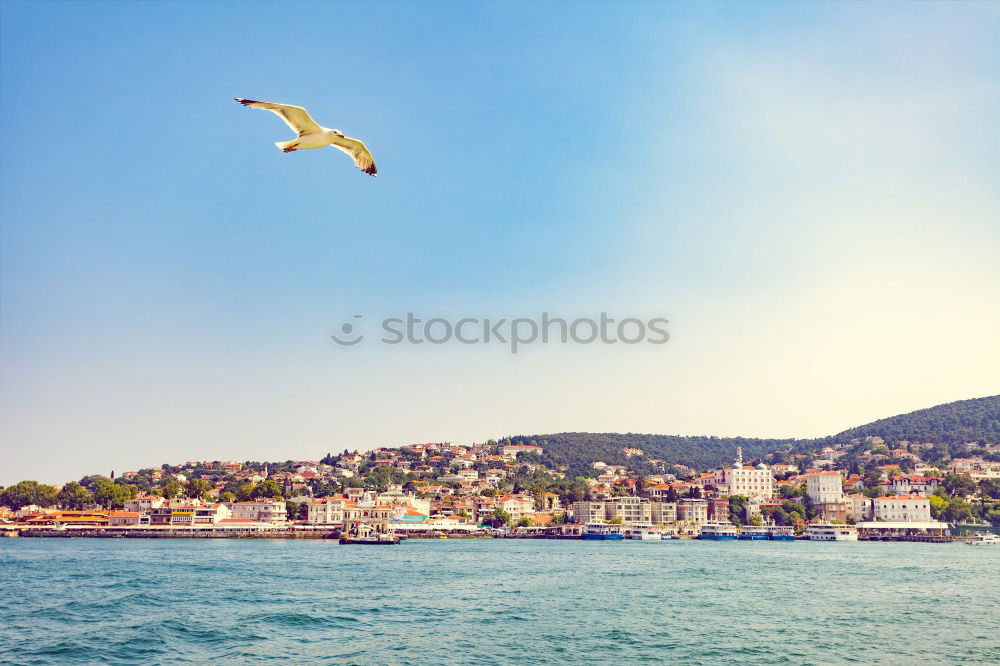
[830,395,1000,445]
[507,395,1000,476]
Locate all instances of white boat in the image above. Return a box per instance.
[698,522,740,540]
[965,532,1000,546]
[807,523,858,541]
[582,523,624,540]
[626,526,663,540]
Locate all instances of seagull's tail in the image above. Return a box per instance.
[275,140,298,153]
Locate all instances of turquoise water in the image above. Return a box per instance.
[1,539,997,664]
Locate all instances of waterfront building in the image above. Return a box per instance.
[872,495,932,522]
[107,511,141,526]
[229,500,287,524]
[305,497,344,524]
[194,504,230,524]
[605,497,652,525]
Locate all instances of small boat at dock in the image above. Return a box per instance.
[965,532,1000,546]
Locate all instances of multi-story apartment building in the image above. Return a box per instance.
[676,499,709,524]
[229,500,287,524]
[571,501,607,523]
[650,501,676,524]
[605,497,652,525]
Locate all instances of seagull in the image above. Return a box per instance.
[235,98,377,177]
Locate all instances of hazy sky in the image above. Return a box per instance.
[2,2,998,486]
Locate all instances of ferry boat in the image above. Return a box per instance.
[697,522,740,540]
[626,526,664,541]
[339,533,400,545]
[738,526,769,540]
[806,523,858,541]
[766,525,796,541]
[965,532,1000,546]
[582,523,624,540]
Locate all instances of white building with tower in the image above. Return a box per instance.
[713,447,774,498]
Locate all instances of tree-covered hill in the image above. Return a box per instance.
[508,395,1000,476]
[506,433,809,477]
[829,395,1000,446]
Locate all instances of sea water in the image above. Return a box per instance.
[1,538,997,664]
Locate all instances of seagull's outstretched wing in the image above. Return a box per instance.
[235,98,322,136]
[330,135,378,177]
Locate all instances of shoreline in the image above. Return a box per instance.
[3,527,966,543]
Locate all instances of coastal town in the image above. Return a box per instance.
[3,436,1000,543]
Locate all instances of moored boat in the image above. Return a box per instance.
[698,521,740,540]
[738,526,769,540]
[626,526,664,540]
[582,523,624,540]
[766,525,796,541]
[806,523,858,541]
[965,532,1000,546]
[339,534,400,545]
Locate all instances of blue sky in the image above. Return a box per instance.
[2,2,998,486]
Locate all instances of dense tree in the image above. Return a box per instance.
[485,508,511,527]
[1,480,59,510]
[185,479,212,499]
[161,480,182,499]
[942,474,977,498]
[92,480,136,509]
[929,494,949,519]
[943,497,974,524]
[728,495,749,526]
[252,479,283,500]
[978,479,1000,500]
[57,481,93,510]
[985,504,1000,528]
